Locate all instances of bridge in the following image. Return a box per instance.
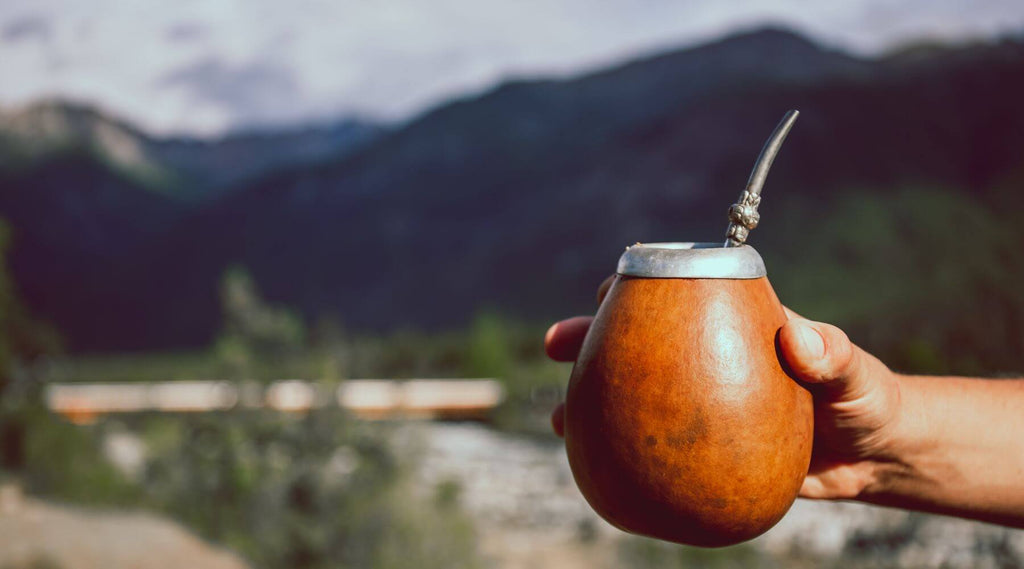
[46,379,505,423]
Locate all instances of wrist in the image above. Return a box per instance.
[857,373,939,501]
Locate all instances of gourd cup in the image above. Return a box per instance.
[563,242,813,547]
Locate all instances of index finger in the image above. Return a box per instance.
[544,316,594,362]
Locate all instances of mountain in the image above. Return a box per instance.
[0,150,184,349]
[152,120,386,195]
[0,101,173,190]
[0,101,386,350]
[3,27,1024,355]
[0,100,387,199]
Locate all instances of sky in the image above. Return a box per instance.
[1,0,1022,138]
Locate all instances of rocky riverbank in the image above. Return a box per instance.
[410,422,1024,569]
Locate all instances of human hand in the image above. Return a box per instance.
[544,277,908,501]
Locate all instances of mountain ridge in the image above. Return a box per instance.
[0,99,388,200]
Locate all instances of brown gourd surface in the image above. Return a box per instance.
[565,275,813,547]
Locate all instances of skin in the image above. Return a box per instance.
[545,276,1024,529]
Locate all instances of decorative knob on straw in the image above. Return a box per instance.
[725,110,799,247]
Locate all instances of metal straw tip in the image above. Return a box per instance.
[723,110,800,247]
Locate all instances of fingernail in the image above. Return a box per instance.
[794,320,825,359]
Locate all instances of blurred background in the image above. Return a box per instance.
[1,0,1024,567]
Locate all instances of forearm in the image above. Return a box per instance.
[861,374,1024,527]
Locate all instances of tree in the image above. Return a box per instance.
[0,219,60,475]
[0,221,58,382]
[214,265,306,380]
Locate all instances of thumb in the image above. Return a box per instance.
[778,318,877,402]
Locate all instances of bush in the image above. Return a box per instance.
[140,409,481,569]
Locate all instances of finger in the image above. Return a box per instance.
[777,318,878,401]
[596,275,615,306]
[799,459,876,500]
[799,473,827,499]
[551,402,565,438]
[544,316,593,362]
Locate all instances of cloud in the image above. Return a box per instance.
[1,14,51,43]
[165,21,207,43]
[158,57,304,129]
[1,0,1022,137]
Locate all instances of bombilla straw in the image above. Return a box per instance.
[724,109,799,247]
